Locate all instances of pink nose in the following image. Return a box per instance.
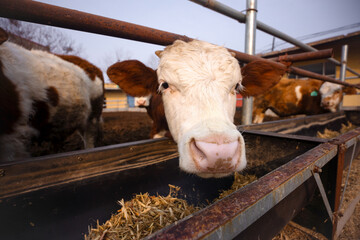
[190,138,241,173]
[136,99,146,106]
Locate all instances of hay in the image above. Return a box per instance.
[317,121,356,139]
[85,185,200,240]
[216,172,257,200]
[85,173,257,240]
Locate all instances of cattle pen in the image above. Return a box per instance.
[0,1,360,240]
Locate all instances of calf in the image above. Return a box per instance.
[252,78,358,123]
[134,94,171,139]
[107,40,286,178]
[319,81,357,112]
[252,78,325,123]
[0,28,104,161]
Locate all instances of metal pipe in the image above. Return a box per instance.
[289,67,359,89]
[189,0,360,77]
[267,49,334,63]
[0,0,192,46]
[339,45,349,112]
[312,169,334,222]
[242,0,257,125]
[231,49,360,89]
[339,45,349,82]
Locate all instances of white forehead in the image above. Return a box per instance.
[156,40,241,88]
[320,82,342,97]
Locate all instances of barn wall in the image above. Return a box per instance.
[104,83,128,111]
[263,31,360,82]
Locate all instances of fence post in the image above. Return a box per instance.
[339,45,348,82]
[241,0,257,125]
[339,45,348,111]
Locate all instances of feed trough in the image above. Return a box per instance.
[0,111,359,240]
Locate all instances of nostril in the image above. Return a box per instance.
[190,139,207,162]
[190,138,241,172]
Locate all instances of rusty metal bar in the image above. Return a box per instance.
[289,67,360,89]
[333,144,346,237]
[0,1,283,70]
[0,0,192,46]
[0,0,359,90]
[328,129,360,239]
[267,49,334,63]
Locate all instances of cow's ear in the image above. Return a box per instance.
[107,60,158,97]
[240,60,286,97]
[342,85,358,95]
[0,27,8,44]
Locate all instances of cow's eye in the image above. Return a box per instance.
[161,82,169,90]
[234,83,242,94]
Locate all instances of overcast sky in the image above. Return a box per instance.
[35,0,360,76]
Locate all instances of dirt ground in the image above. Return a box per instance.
[29,110,359,240]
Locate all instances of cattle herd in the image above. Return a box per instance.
[0,27,357,178]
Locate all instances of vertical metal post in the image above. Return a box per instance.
[339,45,348,82]
[339,45,348,111]
[241,0,257,125]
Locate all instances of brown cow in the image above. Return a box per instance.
[253,78,357,123]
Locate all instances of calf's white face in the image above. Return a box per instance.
[319,82,342,112]
[156,40,245,178]
[134,95,151,107]
[107,40,286,178]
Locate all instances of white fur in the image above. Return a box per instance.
[156,40,244,178]
[0,41,103,161]
[134,95,151,107]
[319,82,342,112]
[294,86,302,105]
[153,130,167,139]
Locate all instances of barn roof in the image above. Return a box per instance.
[258,30,360,58]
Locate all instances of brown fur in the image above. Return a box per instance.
[253,78,326,122]
[0,27,8,44]
[343,86,358,95]
[57,55,104,83]
[46,86,59,107]
[146,94,171,138]
[241,60,287,97]
[107,60,158,97]
[29,100,50,131]
[107,60,168,139]
[0,60,21,135]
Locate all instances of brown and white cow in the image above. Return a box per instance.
[0,28,104,162]
[107,40,286,178]
[134,94,171,139]
[253,78,325,123]
[252,77,358,124]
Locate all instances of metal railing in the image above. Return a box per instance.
[189,0,360,77]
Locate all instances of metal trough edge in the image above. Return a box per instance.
[145,143,337,240]
[0,138,178,199]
